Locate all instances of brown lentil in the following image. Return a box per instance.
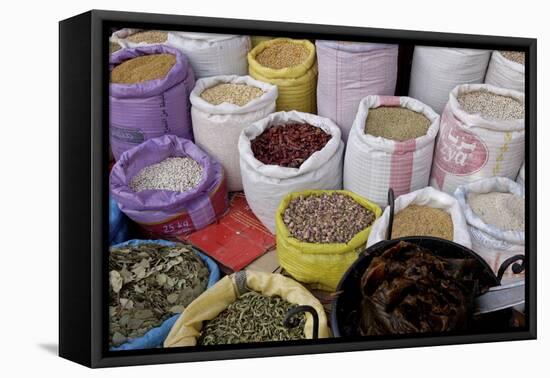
[457,90,524,121]
[391,205,453,240]
[251,122,331,168]
[500,51,525,65]
[111,54,176,84]
[255,41,309,69]
[283,193,375,243]
[200,83,265,106]
[365,107,431,141]
[125,30,168,44]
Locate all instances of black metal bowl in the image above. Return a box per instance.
[331,236,522,338]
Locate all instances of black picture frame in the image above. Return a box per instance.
[59,9,537,368]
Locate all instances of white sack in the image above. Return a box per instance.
[485,51,525,92]
[517,162,525,186]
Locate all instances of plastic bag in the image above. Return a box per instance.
[109,196,128,246]
[484,51,525,92]
[276,190,382,291]
[164,270,331,347]
[517,162,525,186]
[190,75,278,191]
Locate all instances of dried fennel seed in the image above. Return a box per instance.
[365,107,431,141]
[198,291,306,345]
[283,193,375,244]
[500,51,525,65]
[391,205,453,241]
[200,83,265,106]
[111,53,176,84]
[457,90,524,121]
[109,243,209,348]
[255,41,310,69]
[125,30,168,44]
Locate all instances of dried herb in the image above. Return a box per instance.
[198,291,306,345]
[109,243,209,348]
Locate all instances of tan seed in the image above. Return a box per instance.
[365,107,431,141]
[111,53,176,84]
[125,30,168,44]
[500,51,525,65]
[391,205,453,240]
[255,41,309,69]
[200,83,265,106]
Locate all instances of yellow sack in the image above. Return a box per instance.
[251,36,273,47]
[276,190,382,291]
[248,38,317,113]
[164,270,330,347]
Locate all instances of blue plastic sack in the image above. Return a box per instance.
[109,197,128,245]
[110,239,220,351]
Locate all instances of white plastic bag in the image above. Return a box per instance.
[367,186,472,248]
[190,75,278,191]
[454,177,525,283]
[238,111,344,232]
[343,95,440,207]
[409,47,491,114]
[316,41,398,142]
[430,84,525,194]
[517,162,525,186]
[111,29,250,78]
[485,51,525,92]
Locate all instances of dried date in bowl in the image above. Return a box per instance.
[250,122,332,168]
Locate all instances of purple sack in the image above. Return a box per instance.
[110,45,195,160]
[109,135,228,238]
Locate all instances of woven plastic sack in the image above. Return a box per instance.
[409,47,491,114]
[110,239,220,351]
[367,186,472,248]
[110,135,228,238]
[316,41,398,142]
[109,45,195,160]
[239,111,344,233]
[430,84,525,194]
[517,162,525,186]
[112,29,250,78]
[344,95,440,207]
[454,177,525,283]
[109,196,128,246]
[248,38,318,113]
[251,36,273,47]
[190,75,278,191]
[276,190,382,291]
[164,270,330,347]
[485,51,525,92]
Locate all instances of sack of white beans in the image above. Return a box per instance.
[238,111,344,233]
[430,84,525,194]
[316,41,398,142]
[517,162,525,186]
[408,47,491,114]
[484,51,525,92]
[367,186,472,248]
[344,95,440,207]
[455,177,525,283]
[111,29,250,78]
[190,75,278,191]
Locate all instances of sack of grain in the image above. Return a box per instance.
[409,47,491,114]
[109,196,128,246]
[110,239,220,351]
[239,111,344,232]
[367,186,472,248]
[430,84,525,194]
[112,29,250,78]
[455,177,525,283]
[109,45,195,160]
[110,135,228,238]
[517,162,525,186]
[316,41,398,142]
[251,36,273,47]
[344,95,440,207]
[276,190,381,291]
[248,38,317,113]
[485,51,525,92]
[190,75,278,191]
[164,270,330,347]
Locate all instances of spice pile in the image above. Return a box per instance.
[256,41,310,69]
[391,205,453,240]
[365,107,431,141]
[283,193,375,243]
[198,291,305,345]
[109,243,209,348]
[111,54,176,84]
[359,241,488,335]
[457,90,524,121]
[468,192,524,231]
[500,51,525,65]
[130,157,203,193]
[251,122,331,168]
[126,30,168,44]
[200,83,264,106]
